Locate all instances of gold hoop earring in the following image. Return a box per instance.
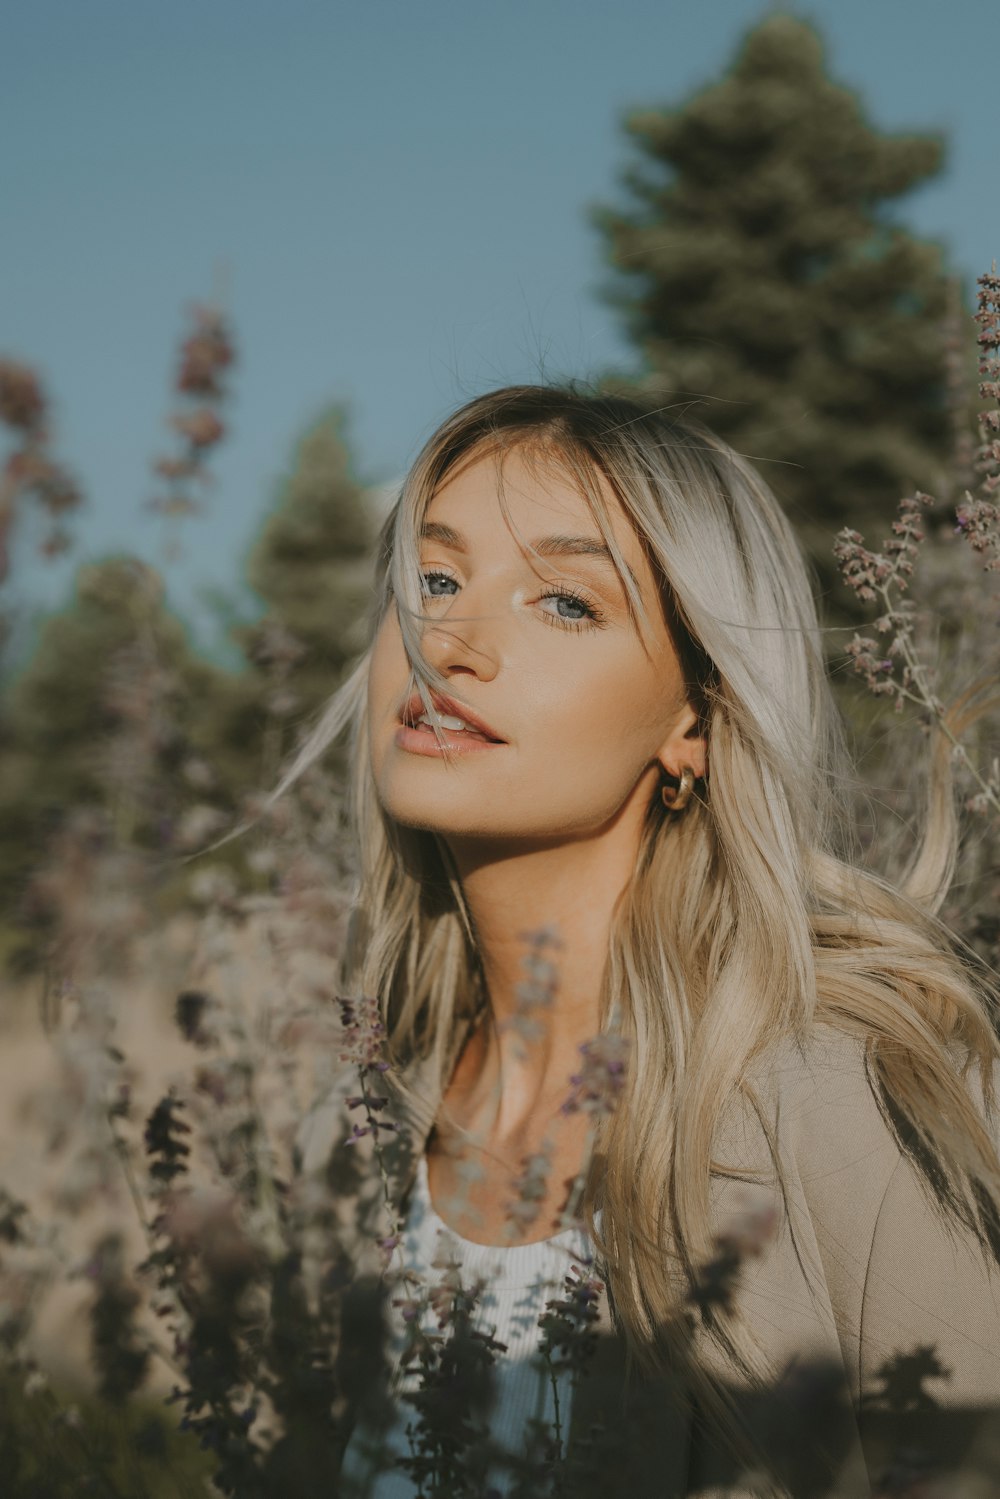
[661,764,696,813]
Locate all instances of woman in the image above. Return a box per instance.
[288,384,1000,1497]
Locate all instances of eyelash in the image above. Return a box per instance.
[418,568,605,632]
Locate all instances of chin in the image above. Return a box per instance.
[376,788,510,844]
[385,803,496,839]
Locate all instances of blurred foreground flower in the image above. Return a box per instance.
[147,301,235,547]
[835,269,1000,824]
[561,1033,630,1119]
[0,357,82,586]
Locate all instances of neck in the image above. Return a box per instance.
[442,818,641,1139]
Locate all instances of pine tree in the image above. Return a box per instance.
[0,556,242,961]
[591,15,956,608]
[243,404,376,722]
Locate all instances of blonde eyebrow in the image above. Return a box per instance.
[419,520,641,596]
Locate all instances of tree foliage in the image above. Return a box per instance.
[243,404,376,723]
[0,406,379,972]
[592,15,959,605]
[0,558,236,962]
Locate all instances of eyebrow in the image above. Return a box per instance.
[419,520,641,596]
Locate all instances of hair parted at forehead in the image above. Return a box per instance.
[375,380,833,846]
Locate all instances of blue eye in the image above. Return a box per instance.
[537,588,601,630]
[421,570,458,598]
[418,570,604,632]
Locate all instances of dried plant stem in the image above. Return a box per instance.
[357,1063,409,1283]
[547,1362,565,1463]
[239,1074,285,1262]
[105,1110,190,1385]
[873,579,1000,818]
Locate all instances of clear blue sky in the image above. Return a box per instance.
[2,0,996,668]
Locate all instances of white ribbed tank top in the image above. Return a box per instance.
[341,1153,595,1497]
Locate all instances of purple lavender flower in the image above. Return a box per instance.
[561,1034,630,1119]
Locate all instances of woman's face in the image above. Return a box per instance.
[367,443,706,849]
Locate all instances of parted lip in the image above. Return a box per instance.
[399,689,506,743]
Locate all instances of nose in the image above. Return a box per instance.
[420,594,500,683]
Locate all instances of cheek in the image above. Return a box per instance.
[537,659,669,793]
[584,658,668,751]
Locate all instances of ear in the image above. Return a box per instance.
[656,700,707,783]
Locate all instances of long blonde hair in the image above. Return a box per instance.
[270,383,1000,1399]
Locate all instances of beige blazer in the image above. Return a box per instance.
[296,1023,1000,1497]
